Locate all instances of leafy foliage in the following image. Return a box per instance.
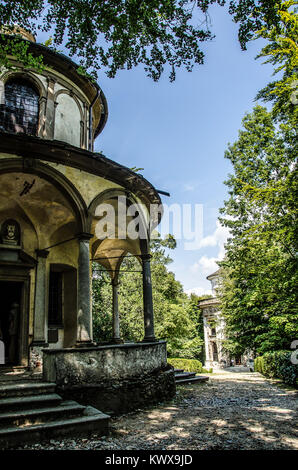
[0,31,44,72]
[0,1,290,80]
[255,1,298,123]
[0,0,220,81]
[218,1,297,362]
[167,357,203,373]
[228,0,285,49]
[254,351,298,386]
[92,234,204,359]
[219,105,298,356]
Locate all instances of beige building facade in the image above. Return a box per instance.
[199,270,248,369]
[0,30,171,406]
[199,270,228,369]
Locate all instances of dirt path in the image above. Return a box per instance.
[20,371,298,450]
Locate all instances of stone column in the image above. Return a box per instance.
[203,315,211,367]
[37,96,47,137]
[44,77,56,139]
[142,254,156,342]
[77,233,93,345]
[112,279,122,343]
[32,249,49,345]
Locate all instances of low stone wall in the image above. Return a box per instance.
[42,341,176,414]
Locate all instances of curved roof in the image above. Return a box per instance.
[0,34,108,138]
[0,131,162,211]
[206,269,220,280]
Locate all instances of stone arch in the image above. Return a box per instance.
[0,158,89,234]
[0,71,47,138]
[88,188,149,245]
[53,89,84,120]
[53,89,84,147]
[0,70,47,99]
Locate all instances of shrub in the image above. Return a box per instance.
[168,358,203,373]
[254,356,265,375]
[254,351,298,387]
[202,367,213,374]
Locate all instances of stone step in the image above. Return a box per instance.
[0,400,85,427]
[0,393,62,412]
[174,369,184,374]
[0,406,110,449]
[0,381,56,399]
[175,372,197,379]
[175,376,209,385]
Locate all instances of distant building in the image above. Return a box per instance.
[199,270,246,369]
[0,28,175,415]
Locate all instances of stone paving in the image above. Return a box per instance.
[18,370,298,450]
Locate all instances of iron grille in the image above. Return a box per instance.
[0,79,39,135]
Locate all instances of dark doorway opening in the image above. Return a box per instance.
[0,281,23,365]
[235,356,242,365]
[212,342,218,362]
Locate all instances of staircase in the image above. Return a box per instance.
[0,380,110,449]
[174,368,209,385]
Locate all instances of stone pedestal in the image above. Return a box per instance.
[43,341,175,415]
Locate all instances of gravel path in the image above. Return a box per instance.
[19,371,298,450]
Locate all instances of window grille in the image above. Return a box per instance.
[0,79,39,135]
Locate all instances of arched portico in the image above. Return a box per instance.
[89,189,155,343]
[0,159,92,364]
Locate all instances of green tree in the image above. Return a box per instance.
[92,234,204,359]
[0,1,290,80]
[255,0,298,123]
[219,105,298,355]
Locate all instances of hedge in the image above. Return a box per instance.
[168,358,204,373]
[254,351,298,387]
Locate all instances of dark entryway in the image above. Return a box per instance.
[0,281,23,365]
[212,342,218,362]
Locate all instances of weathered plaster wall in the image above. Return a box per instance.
[43,341,168,384]
[54,93,82,147]
[0,161,81,351]
[44,161,122,207]
[0,61,102,149]
[0,153,151,360]
[43,342,176,414]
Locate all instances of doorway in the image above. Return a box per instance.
[0,281,23,365]
[212,342,218,362]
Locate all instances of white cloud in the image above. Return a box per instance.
[190,262,200,273]
[199,220,230,251]
[185,287,212,297]
[183,183,196,192]
[190,220,230,276]
[198,256,219,274]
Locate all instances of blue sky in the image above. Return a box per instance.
[92,5,274,296]
[35,4,274,295]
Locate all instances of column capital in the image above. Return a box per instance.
[39,96,47,104]
[35,249,49,258]
[76,232,94,241]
